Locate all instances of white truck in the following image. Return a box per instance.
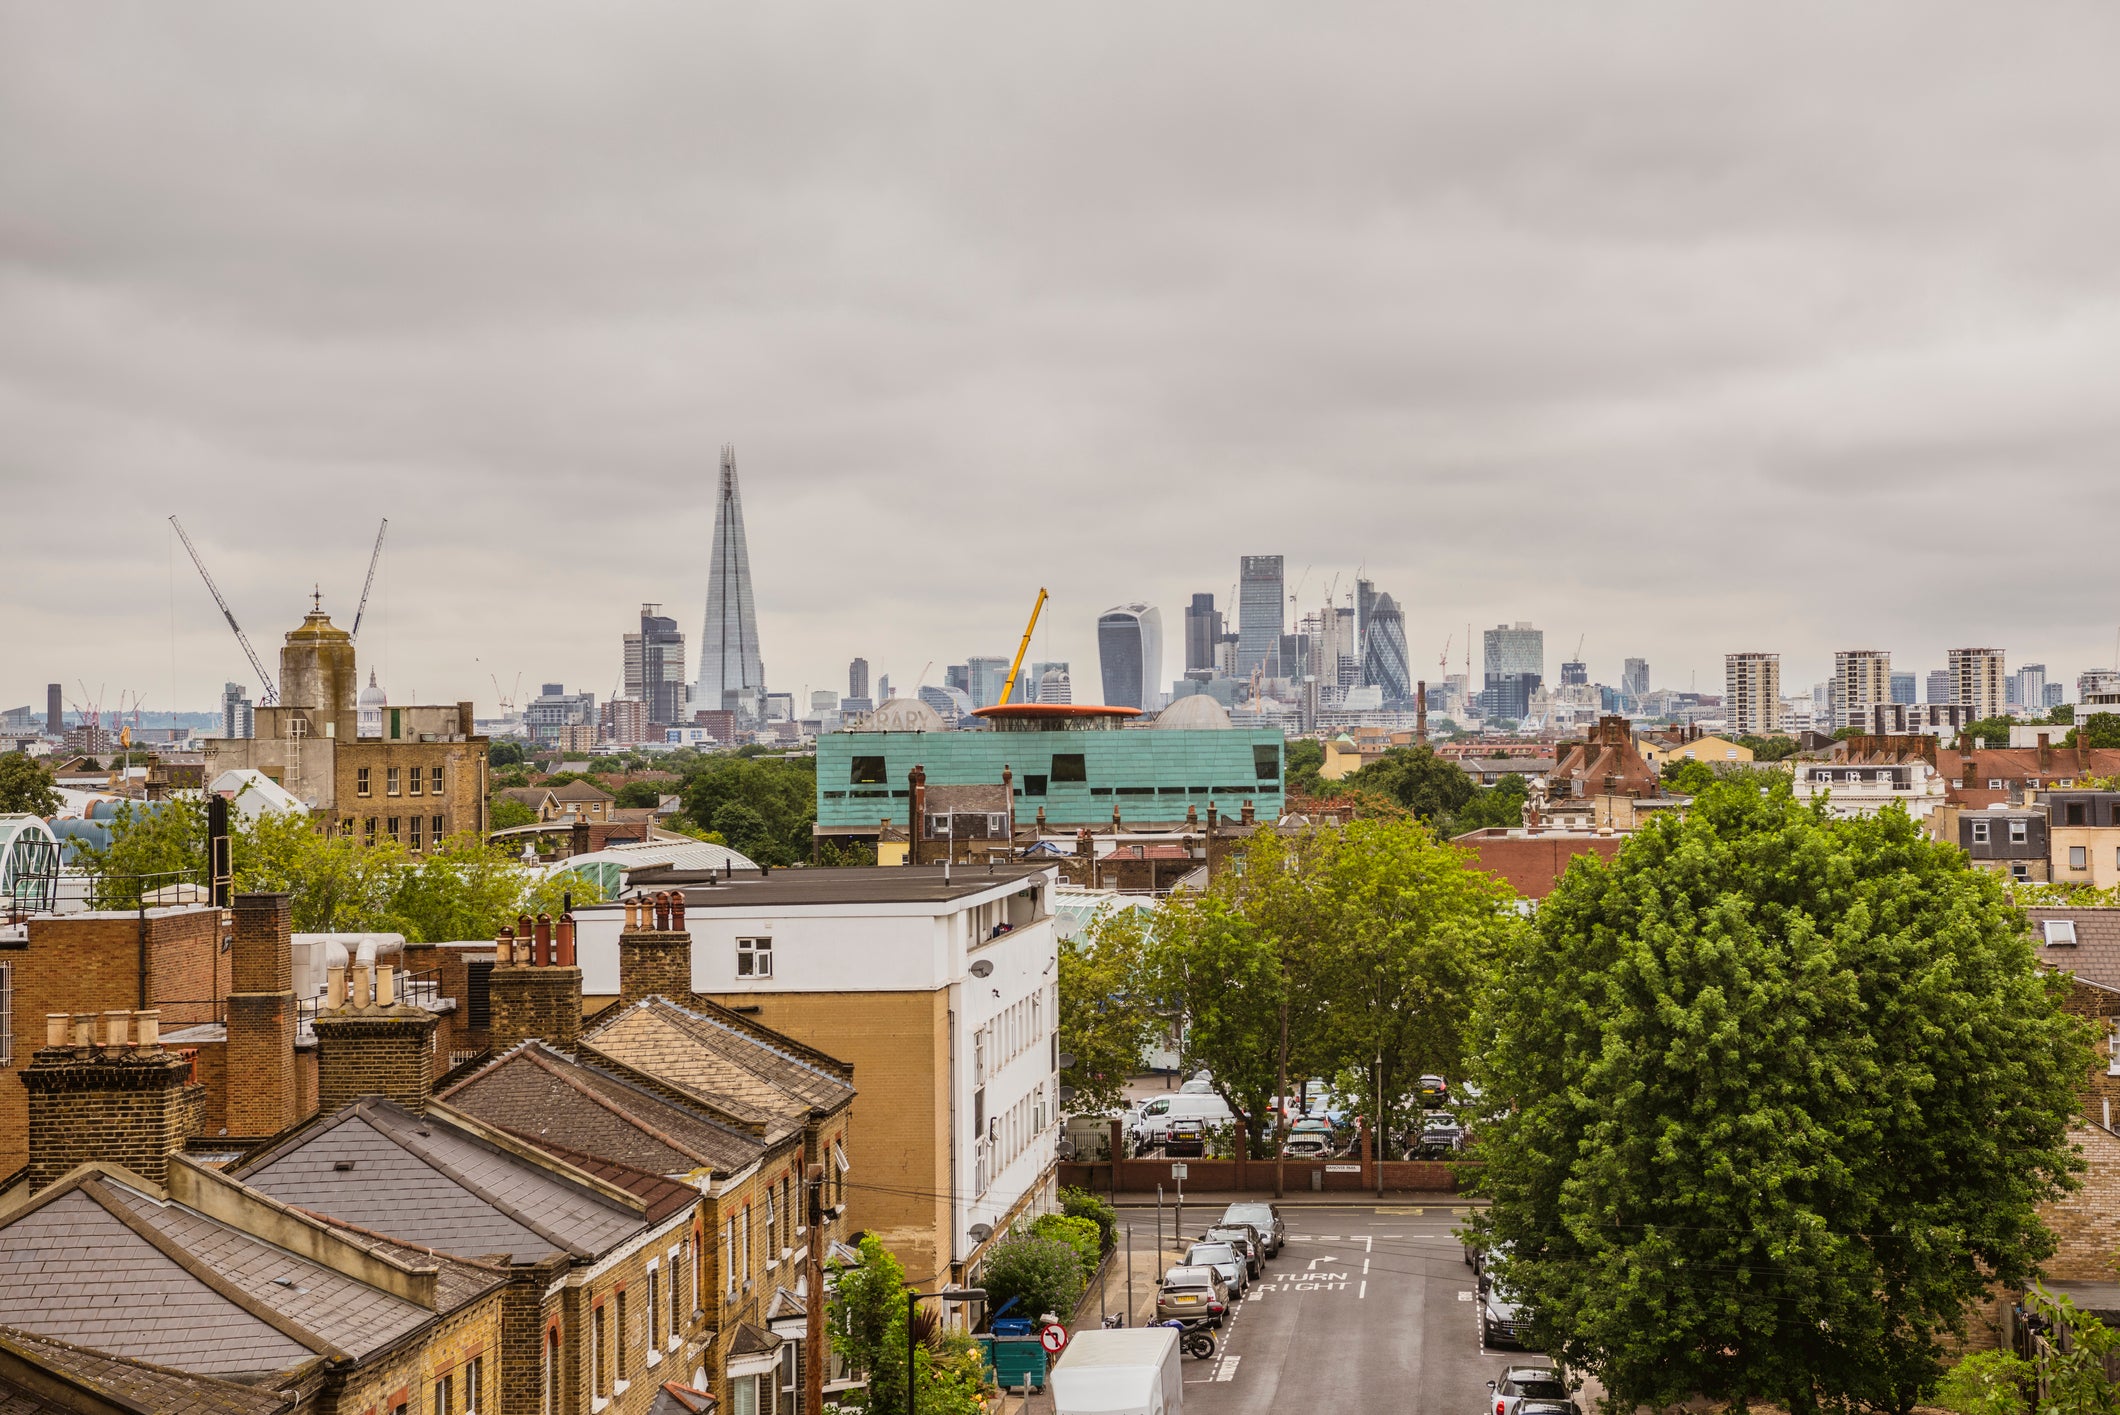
[1047,1328,1184,1415]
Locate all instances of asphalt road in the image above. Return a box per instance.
[1175,1204,1540,1415]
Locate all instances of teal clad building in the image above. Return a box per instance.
[813,699,1285,839]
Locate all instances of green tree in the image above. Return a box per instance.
[1027,1213,1102,1279]
[1965,716,2017,748]
[488,796,539,830]
[1303,819,1518,1159]
[1057,904,1161,1119]
[2066,712,2120,750]
[487,740,525,767]
[1933,1350,2030,1415]
[2023,1286,2120,1415]
[613,780,663,809]
[1469,778,2093,1413]
[1449,773,1528,832]
[1059,1187,1118,1255]
[681,754,818,865]
[1284,738,1326,797]
[1341,746,1473,827]
[0,755,61,816]
[979,1231,1084,1324]
[1662,758,1718,795]
[827,1235,986,1415]
[1735,734,1801,762]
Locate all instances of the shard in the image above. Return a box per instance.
[697,445,766,722]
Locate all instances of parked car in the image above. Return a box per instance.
[1178,1071,1217,1095]
[1418,1073,1450,1106]
[1155,1265,1230,1326]
[1183,1241,1249,1297]
[1202,1224,1262,1278]
[1282,1132,1333,1160]
[1464,1235,1511,1277]
[1489,1363,1577,1415]
[1288,1116,1337,1140]
[1163,1117,1208,1158]
[1412,1111,1464,1157]
[1130,1094,1235,1152]
[1479,1274,1530,1350]
[1219,1202,1285,1258]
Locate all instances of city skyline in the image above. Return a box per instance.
[8,9,2120,714]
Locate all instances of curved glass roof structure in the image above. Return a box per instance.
[0,814,60,915]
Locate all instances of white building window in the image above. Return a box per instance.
[1971,820,1990,845]
[2011,821,2028,845]
[737,938,773,977]
[2046,919,2080,946]
[2072,847,2090,871]
[0,963,10,1066]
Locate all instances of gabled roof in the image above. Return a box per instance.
[2027,907,2120,994]
[233,1099,645,1263]
[438,1042,766,1180]
[582,998,856,1139]
[549,779,616,804]
[0,1326,294,1415]
[0,1170,458,1380]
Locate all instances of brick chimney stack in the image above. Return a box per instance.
[224,892,300,1139]
[486,913,583,1055]
[21,1008,202,1191]
[313,943,441,1115]
[618,893,693,1005]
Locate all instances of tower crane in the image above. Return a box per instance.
[170,516,279,705]
[350,518,388,641]
[1438,632,1452,674]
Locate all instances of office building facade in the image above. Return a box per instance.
[1237,556,1284,678]
[967,656,1013,710]
[1927,669,1955,705]
[1622,658,1651,704]
[2011,664,2047,711]
[1184,594,1222,675]
[1891,672,1918,706]
[850,657,870,701]
[1834,650,1892,731]
[1725,653,1782,737]
[220,682,255,740]
[696,444,766,722]
[1362,594,1412,704]
[1484,623,1545,717]
[1950,648,2007,720]
[632,604,686,727]
[1097,604,1164,711]
[1030,662,1071,705]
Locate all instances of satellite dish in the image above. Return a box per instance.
[1057,1085,1077,1105]
[969,1222,994,1243]
[1056,1052,1076,1070]
[1056,1138,1077,1160]
[969,959,995,978]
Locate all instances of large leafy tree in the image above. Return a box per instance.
[1470,778,2093,1413]
[0,754,61,816]
[681,754,818,865]
[828,1235,986,1415]
[1340,745,1474,825]
[1057,903,1161,1120]
[2067,712,2120,749]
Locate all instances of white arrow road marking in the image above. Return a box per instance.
[1306,1255,1339,1270]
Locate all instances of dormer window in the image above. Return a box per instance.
[2045,919,2079,947]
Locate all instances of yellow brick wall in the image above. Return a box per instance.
[699,989,951,1285]
[328,1279,508,1415]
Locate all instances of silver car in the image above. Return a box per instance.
[1220,1202,1285,1257]
[1183,1241,1249,1297]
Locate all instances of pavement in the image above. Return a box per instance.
[1003,1203,1590,1415]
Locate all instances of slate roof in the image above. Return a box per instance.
[0,1173,435,1379]
[234,1099,645,1263]
[439,1042,765,1178]
[583,998,856,1138]
[549,780,616,805]
[675,864,1050,908]
[0,1326,295,1415]
[2027,907,2120,994]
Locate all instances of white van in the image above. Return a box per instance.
[1049,1327,1182,1415]
[1129,1093,1234,1151]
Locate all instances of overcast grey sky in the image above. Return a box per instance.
[6,4,2119,718]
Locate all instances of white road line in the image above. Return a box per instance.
[1362,1258,1370,1274]
[1359,1280,1367,1299]
[1215,1356,1241,1382]
[1364,1235,1373,1253]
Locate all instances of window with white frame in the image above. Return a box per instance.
[762,1191,776,1267]
[670,1244,686,1347]
[0,963,11,1066]
[2046,919,2080,946]
[647,1262,662,1359]
[2010,821,2028,845]
[1971,820,1990,844]
[738,938,773,977]
[726,1218,737,1296]
[2109,1021,2119,1077]
[464,1355,483,1415]
[2072,846,2090,871]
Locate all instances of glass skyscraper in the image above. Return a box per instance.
[1361,594,1411,704]
[1098,603,1164,710]
[696,445,766,722]
[639,605,687,727]
[1184,593,1222,674]
[1237,556,1284,678]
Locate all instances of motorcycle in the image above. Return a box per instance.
[1156,1317,1217,1361]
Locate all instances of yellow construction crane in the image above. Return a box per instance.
[998,588,1049,707]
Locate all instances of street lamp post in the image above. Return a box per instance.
[906,1288,986,1415]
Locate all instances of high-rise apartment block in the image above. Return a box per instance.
[1725,653,1782,737]
[849,657,870,701]
[627,604,686,727]
[46,683,62,737]
[696,445,766,722]
[2010,664,2047,711]
[1834,650,1892,731]
[1030,662,1070,705]
[1184,594,1222,675]
[1237,556,1284,677]
[1950,648,2007,720]
[1097,604,1164,711]
[220,682,255,740]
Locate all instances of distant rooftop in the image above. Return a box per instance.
[616,863,1055,910]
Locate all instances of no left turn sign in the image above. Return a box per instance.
[1040,1325,1068,1354]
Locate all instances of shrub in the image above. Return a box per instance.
[1030,1213,1101,1278]
[1060,1187,1118,1255]
[979,1232,1084,1325]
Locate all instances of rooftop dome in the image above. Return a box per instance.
[358,670,387,708]
[1152,694,1234,730]
[863,696,948,733]
[356,669,387,739]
